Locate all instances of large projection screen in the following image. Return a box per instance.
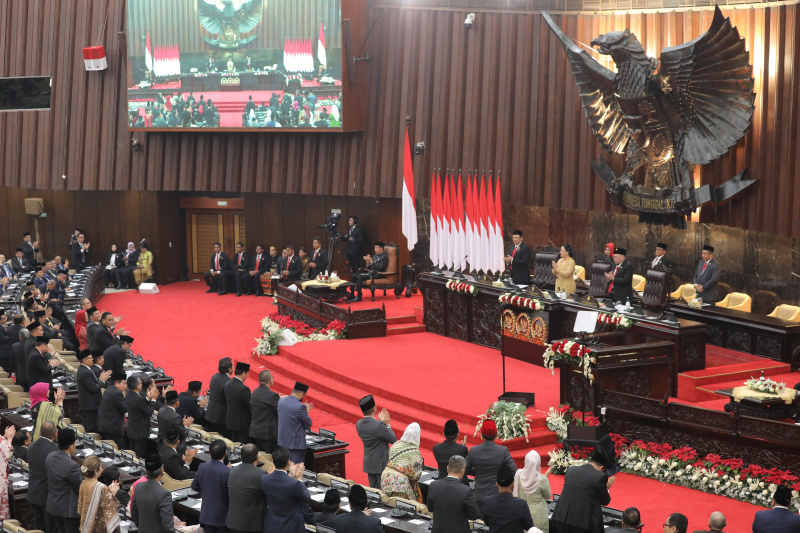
[126,0,343,131]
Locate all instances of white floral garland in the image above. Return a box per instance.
[498,293,544,310]
[253,316,341,356]
[446,279,479,295]
[598,312,633,329]
[542,340,595,383]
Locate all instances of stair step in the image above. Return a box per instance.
[386,324,426,336]
[387,315,417,326]
[676,361,792,402]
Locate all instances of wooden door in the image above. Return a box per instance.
[185,207,247,280]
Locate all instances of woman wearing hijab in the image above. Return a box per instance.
[104,245,124,288]
[132,242,153,287]
[77,455,121,533]
[115,242,139,290]
[603,242,615,263]
[31,382,65,439]
[381,422,424,502]
[513,450,552,532]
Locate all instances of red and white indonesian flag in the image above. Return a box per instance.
[318,23,327,66]
[402,127,418,250]
[145,31,153,72]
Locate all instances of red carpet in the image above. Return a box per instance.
[101,281,768,532]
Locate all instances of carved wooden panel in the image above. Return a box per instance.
[617,370,651,397]
[791,341,800,370]
[299,292,322,313]
[446,291,470,341]
[668,403,735,432]
[354,309,386,322]
[706,323,724,346]
[568,372,596,411]
[471,295,502,349]
[683,343,703,368]
[603,391,664,420]
[727,329,752,353]
[737,416,800,444]
[425,287,445,335]
[321,305,351,322]
[755,334,783,360]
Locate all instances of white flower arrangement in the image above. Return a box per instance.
[745,374,787,395]
[598,312,633,330]
[473,401,532,442]
[446,280,479,295]
[498,293,544,310]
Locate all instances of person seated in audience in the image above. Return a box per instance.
[427,455,480,533]
[115,242,139,290]
[191,439,231,533]
[125,375,161,458]
[11,248,32,273]
[691,511,724,533]
[158,390,193,447]
[104,244,124,288]
[33,266,48,291]
[752,485,800,533]
[348,241,389,303]
[177,380,208,424]
[313,488,345,530]
[54,255,70,278]
[433,419,469,482]
[77,454,121,533]
[381,422,423,502]
[0,254,17,279]
[131,454,177,533]
[513,450,552,532]
[46,428,83,533]
[260,446,313,531]
[551,451,616,533]
[483,465,534,533]
[98,372,128,448]
[661,513,689,533]
[133,242,153,287]
[467,419,517,514]
[48,274,67,300]
[98,465,130,509]
[160,428,197,481]
[30,382,65,439]
[11,429,30,461]
[227,443,269,533]
[336,484,382,532]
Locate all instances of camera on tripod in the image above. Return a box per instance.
[318,213,342,238]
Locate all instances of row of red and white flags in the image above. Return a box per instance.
[284,24,327,73]
[399,128,504,273]
[145,33,181,77]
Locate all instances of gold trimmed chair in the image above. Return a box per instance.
[632,274,646,292]
[670,283,697,300]
[768,304,800,322]
[716,292,752,312]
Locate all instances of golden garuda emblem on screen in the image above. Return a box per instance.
[198,0,263,49]
[542,6,757,229]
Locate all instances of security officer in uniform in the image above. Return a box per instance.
[342,215,364,276]
[349,241,389,303]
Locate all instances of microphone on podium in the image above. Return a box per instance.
[450,255,469,279]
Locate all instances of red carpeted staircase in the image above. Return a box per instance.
[677,360,792,402]
[249,349,558,465]
[386,314,426,336]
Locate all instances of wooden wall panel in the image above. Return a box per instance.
[2,2,800,241]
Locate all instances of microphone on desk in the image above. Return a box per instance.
[450,255,469,279]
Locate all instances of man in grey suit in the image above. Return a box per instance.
[466,420,517,515]
[277,381,314,464]
[46,428,83,533]
[158,390,193,447]
[427,455,480,533]
[250,370,280,453]
[355,394,396,489]
[693,244,721,304]
[227,443,270,533]
[132,454,177,533]
[26,421,58,533]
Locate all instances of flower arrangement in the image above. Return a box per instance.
[545,404,601,442]
[542,340,595,382]
[598,312,633,330]
[446,280,478,295]
[745,374,787,395]
[253,312,346,355]
[498,293,544,311]
[548,435,800,511]
[474,401,532,442]
[315,271,340,284]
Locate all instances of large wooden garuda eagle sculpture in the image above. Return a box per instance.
[198,0,263,49]
[542,6,757,228]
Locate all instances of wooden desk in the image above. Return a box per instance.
[714,387,799,420]
[671,303,800,368]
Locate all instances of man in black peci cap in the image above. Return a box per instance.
[336,484,382,532]
[158,389,194,448]
[178,380,209,425]
[98,371,129,449]
[46,428,83,533]
[160,428,197,480]
[225,362,252,443]
[77,349,111,433]
[102,334,133,375]
[312,488,345,530]
[605,247,634,305]
[649,242,670,271]
[551,451,617,533]
[27,335,59,389]
[348,241,389,303]
[693,244,721,304]
[433,419,470,483]
[356,394,396,489]
[132,454,177,533]
[482,464,534,532]
[277,381,314,464]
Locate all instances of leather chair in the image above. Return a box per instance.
[716,292,752,312]
[670,283,697,300]
[161,471,192,490]
[362,244,401,301]
[574,265,586,280]
[589,260,613,298]
[768,304,800,322]
[641,269,670,311]
[532,250,559,287]
[632,274,646,292]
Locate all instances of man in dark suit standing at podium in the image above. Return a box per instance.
[504,230,531,284]
[693,245,721,304]
[343,215,364,275]
[308,238,328,278]
[605,247,633,305]
[204,242,232,295]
